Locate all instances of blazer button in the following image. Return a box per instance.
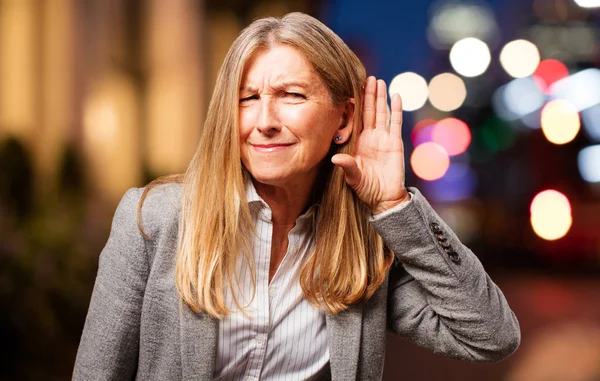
[446,249,460,263]
[435,233,447,242]
[429,222,443,235]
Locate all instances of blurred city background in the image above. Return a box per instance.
[0,0,599,380]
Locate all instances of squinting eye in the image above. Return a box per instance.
[287,92,306,99]
[239,95,258,103]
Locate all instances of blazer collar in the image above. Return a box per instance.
[179,301,364,381]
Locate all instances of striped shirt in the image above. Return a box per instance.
[212,181,329,381]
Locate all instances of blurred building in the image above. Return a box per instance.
[0,0,315,204]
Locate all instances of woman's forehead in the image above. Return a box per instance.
[241,45,318,86]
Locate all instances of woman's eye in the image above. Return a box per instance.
[239,95,258,103]
[286,92,305,99]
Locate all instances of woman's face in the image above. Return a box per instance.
[238,44,349,189]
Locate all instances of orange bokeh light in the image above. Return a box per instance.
[410,142,451,181]
[530,190,572,241]
[540,99,580,145]
[431,118,471,156]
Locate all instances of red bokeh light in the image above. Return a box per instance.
[533,59,569,94]
[411,118,437,146]
[431,118,471,156]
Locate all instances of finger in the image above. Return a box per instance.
[331,154,361,186]
[362,76,376,130]
[375,79,388,130]
[390,93,403,138]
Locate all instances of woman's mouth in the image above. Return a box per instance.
[252,143,294,152]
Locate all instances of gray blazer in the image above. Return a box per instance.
[73,184,520,381]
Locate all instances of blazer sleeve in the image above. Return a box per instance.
[370,187,520,362]
[73,188,148,381]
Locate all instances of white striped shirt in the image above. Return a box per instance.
[212,181,329,381]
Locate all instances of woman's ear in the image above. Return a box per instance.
[333,98,355,144]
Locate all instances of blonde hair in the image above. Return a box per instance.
[140,12,393,317]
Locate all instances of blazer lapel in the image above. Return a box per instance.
[326,303,364,381]
[180,301,219,381]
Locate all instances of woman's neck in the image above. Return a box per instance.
[252,177,315,227]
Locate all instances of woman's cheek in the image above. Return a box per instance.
[284,104,318,130]
[238,110,255,138]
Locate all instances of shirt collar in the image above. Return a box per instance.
[244,176,318,223]
[245,175,266,206]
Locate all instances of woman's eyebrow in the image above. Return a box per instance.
[239,81,311,92]
[279,81,310,89]
[239,86,258,92]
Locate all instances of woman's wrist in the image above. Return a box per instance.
[371,189,411,216]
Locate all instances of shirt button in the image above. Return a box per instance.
[269,287,277,298]
[255,334,267,345]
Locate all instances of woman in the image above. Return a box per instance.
[73,12,520,381]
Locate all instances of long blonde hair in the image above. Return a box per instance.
[139,12,393,317]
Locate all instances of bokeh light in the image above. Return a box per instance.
[83,98,119,145]
[581,104,600,142]
[499,39,540,78]
[530,190,572,241]
[428,73,467,111]
[479,116,517,152]
[431,118,471,156]
[540,99,580,145]
[499,77,546,120]
[449,37,491,77]
[578,145,600,183]
[573,0,600,8]
[388,72,428,112]
[410,142,450,181]
[411,118,437,146]
[533,59,569,94]
[492,86,517,121]
[550,68,600,112]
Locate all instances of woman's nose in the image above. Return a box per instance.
[256,97,280,134]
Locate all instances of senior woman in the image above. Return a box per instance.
[73,12,520,381]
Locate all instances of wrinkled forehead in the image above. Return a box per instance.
[240,45,331,100]
[240,44,321,87]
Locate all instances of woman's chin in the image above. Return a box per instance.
[249,172,289,187]
[245,164,320,190]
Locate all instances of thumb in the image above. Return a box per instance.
[331,154,361,186]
